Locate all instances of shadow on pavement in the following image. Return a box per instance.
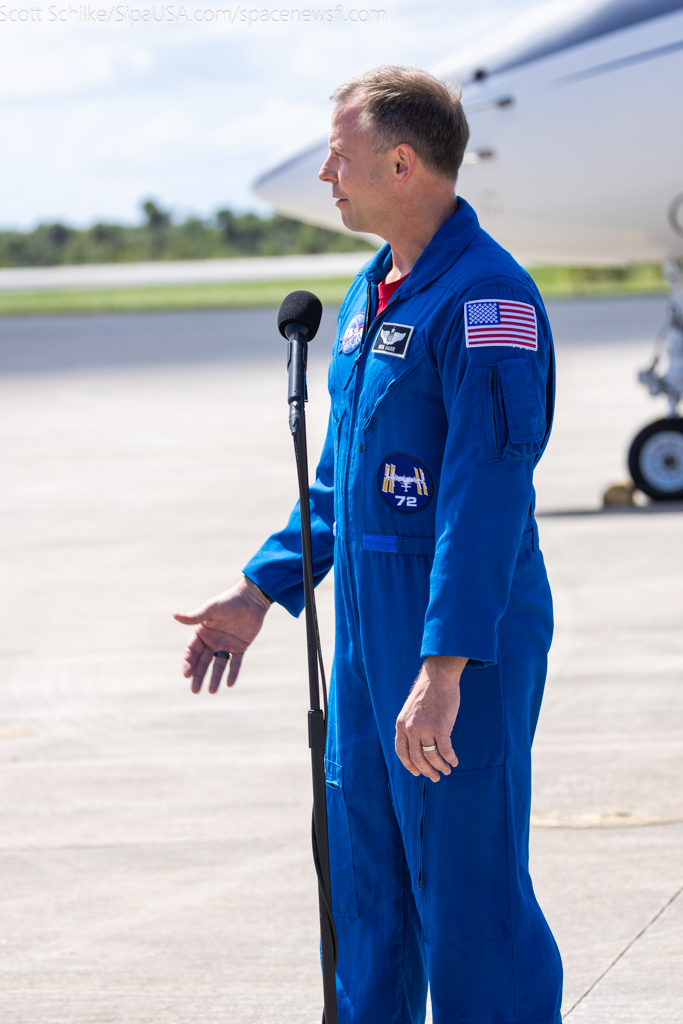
[538,501,683,516]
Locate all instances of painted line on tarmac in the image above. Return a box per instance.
[564,882,683,1016]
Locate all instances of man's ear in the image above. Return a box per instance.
[393,144,416,186]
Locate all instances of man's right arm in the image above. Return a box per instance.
[241,409,336,615]
[174,409,336,692]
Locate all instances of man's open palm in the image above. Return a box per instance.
[174,578,271,693]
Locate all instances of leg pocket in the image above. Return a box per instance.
[423,765,510,943]
[325,759,359,919]
[388,770,427,902]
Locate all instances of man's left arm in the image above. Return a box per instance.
[395,280,552,780]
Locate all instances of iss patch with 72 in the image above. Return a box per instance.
[372,322,415,358]
[378,452,432,513]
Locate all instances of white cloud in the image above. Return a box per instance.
[0,0,541,227]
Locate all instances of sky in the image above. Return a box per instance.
[0,0,543,228]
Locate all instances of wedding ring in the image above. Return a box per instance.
[421,743,437,753]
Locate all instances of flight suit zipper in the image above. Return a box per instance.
[340,284,404,641]
[491,367,500,454]
[339,283,373,644]
[343,284,402,390]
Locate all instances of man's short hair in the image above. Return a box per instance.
[331,66,470,182]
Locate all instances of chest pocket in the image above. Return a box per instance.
[362,354,427,431]
[471,357,545,464]
[361,356,446,540]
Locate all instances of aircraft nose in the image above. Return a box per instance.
[253,140,379,247]
[253,140,336,228]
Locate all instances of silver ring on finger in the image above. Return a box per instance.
[421,742,437,753]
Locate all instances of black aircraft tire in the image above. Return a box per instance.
[628,418,683,501]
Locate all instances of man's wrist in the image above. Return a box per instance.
[423,655,467,687]
[243,574,274,608]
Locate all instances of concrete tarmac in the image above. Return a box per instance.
[0,297,681,1023]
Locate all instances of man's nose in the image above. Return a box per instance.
[318,155,337,183]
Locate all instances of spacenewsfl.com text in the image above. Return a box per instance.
[0,3,386,22]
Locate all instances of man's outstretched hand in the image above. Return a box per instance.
[174,577,272,693]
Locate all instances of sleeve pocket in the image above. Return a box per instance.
[497,358,544,459]
[470,359,544,464]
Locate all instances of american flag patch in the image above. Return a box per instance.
[464,299,538,350]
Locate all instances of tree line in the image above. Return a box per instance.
[0,201,373,267]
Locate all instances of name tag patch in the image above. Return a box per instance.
[378,452,432,513]
[372,322,415,359]
[339,312,365,355]
[464,299,538,350]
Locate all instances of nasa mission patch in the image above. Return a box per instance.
[378,452,433,513]
[372,322,415,359]
[339,312,365,354]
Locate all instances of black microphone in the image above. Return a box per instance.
[278,290,323,341]
[279,291,323,434]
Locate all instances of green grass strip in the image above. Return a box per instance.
[0,264,668,317]
[0,277,356,317]
[529,262,667,299]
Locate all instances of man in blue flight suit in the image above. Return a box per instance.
[175,66,563,1024]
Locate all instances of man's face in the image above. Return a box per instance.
[318,100,393,234]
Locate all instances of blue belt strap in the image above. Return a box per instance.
[363,528,534,556]
[363,534,436,556]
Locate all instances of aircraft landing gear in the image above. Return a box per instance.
[628,419,683,500]
[632,260,683,501]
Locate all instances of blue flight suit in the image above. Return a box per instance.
[244,199,563,1024]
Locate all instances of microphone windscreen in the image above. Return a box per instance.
[278,290,323,341]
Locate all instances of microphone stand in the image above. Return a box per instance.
[287,324,339,1024]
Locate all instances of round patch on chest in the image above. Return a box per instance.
[339,312,365,355]
[378,452,433,513]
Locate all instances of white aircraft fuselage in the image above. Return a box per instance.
[253,0,683,265]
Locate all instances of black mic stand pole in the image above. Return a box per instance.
[287,323,339,1024]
